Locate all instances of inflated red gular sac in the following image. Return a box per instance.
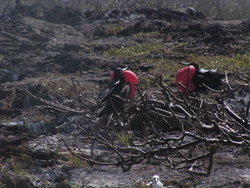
[175,63,225,92]
[97,67,138,116]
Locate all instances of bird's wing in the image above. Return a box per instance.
[199,68,217,73]
[119,84,130,99]
[98,80,120,102]
[193,71,224,90]
[146,182,152,186]
[158,181,164,187]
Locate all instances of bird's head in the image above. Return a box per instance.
[111,67,125,81]
[152,175,160,183]
[110,67,139,99]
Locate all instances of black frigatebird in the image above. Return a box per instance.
[175,62,225,92]
[97,67,138,116]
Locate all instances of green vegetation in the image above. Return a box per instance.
[65,153,90,168]
[103,40,249,89]
[150,58,179,73]
[0,54,4,62]
[117,132,130,146]
[188,53,250,71]
[70,184,82,188]
[103,42,186,61]
[164,73,175,84]
[69,155,82,167]
[30,111,48,122]
[103,42,184,87]
[11,159,27,176]
[133,31,161,38]
[105,25,126,36]
[140,76,156,89]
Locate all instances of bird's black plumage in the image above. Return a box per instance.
[97,68,131,116]
[180,62,225,91]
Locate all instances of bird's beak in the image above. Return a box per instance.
[122,67,128,71]
[179,62,190,66]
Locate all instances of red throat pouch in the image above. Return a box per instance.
[122,70,138,98]
[175,65,196,92]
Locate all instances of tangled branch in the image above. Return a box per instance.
[26,73,250,175]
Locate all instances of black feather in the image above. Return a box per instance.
[97,84,130,116]
[193,69,225,90]
[97,68,130,116]
[180,62,225,91]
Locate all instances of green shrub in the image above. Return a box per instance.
[117,132,130,146]
[69,155,82,167]
[11,160,27,176]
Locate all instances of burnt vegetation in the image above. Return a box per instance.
[1,0,250,20]
[0,0,250,186]
[27,70,250,175]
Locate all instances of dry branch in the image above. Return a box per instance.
[25,72,250,174]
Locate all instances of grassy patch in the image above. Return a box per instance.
[29,111,48,122]
[104,42,249,88]
[117,132,130,146]
[103,42,186,72]
[139,76,155,89]
[11,159,27,176]
[69,155,82,167]
[138,57,180,87]
[188,53,250,71]
[0,54,4,62]
[147,58,179,73]
[163,73,175,84]
[141,52,250,86]
[105,25,126,36]
[70,184,82,188]
[103,43,165,58]
[103,42,188,87]
[64,154,90,168]
[133,31,161,38]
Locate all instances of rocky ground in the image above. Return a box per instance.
[0,4,250,188]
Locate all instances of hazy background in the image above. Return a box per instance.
[1,0,250,20]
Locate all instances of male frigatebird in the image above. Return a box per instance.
[97,67,138,116]
[175,63,225,92]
